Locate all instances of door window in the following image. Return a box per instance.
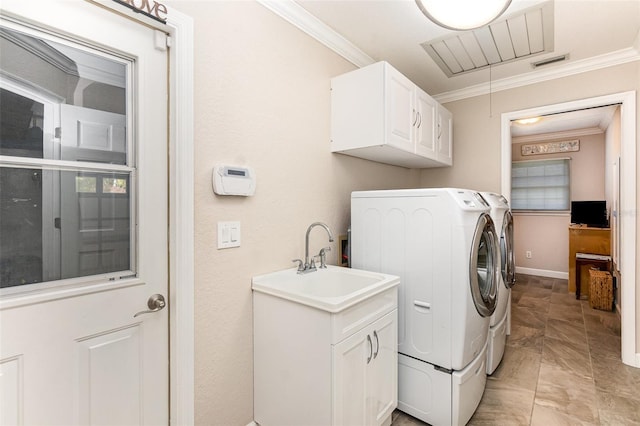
[469,213,499,317]
[0,24,133,290]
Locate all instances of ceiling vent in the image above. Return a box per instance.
[532,54,568,68]
[421,1,554,77]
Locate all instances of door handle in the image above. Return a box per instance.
[373,330,379,359]
[366,334,373,364]
[134,294,166,317]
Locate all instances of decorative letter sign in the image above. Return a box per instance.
[113,0,168,23]
[521,139,580,156]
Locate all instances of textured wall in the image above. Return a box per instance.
[165,1,420,424]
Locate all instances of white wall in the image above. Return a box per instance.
[165,1,419,424]
[511,132,606,275]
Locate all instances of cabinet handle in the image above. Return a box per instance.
[438,122,442,139]
[373,330,379,359]
[366,334,373,364]
[412,109,418,126]
[416,112,422,129]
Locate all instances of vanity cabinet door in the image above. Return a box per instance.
[332,310,398,426]
[370,310,398,425]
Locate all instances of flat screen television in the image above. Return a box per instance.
[570,200,608,227]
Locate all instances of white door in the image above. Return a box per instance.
[385,68,415,153]
[0,1,169,424]
[436,105,453,165]
[332,311,397,426]
[414,88,437,158]
[369,311,397,425]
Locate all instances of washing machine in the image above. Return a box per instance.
[479,192,516,374]
[351,188,501,426]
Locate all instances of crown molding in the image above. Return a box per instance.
[434,46,640,103]
[257,0,374,68]
[258,0,640,103]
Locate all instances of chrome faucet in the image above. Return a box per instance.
[298,222,334,273]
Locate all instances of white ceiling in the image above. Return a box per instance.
[295,0,640,96]
[510,104,618,138]
[286,0,639,137]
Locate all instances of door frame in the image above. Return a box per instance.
[500,91,637,368]
[165,8,195,425]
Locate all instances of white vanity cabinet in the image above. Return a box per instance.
[330,61,452,169]
[253,286,398,426]
[333,310,397,426]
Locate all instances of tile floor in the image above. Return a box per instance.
[391,274,640,425]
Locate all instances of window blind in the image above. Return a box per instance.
[511,158,570,211]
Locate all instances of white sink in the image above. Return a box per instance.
[252,265,399,313]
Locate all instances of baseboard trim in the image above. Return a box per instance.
[516,267,568,280]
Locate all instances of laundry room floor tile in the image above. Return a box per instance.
[510,306,547,330]
[487,345,540,391]
[545,318,588,347]
[507,323,545,353]
[468,381,536,425]
[392,274,631,426]
[532,362,599,423]
[548,301,583,322]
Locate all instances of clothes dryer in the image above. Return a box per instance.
[351,188,501,426]
[479,192,516,374]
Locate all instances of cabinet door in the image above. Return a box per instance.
[369,310,398,425]
[437,105,453,165]
[333,326,370,426]
[414,89,437,158]
[385,66,415,153]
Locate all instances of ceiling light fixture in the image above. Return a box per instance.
[415,0,512,31]
[515,117,542,125]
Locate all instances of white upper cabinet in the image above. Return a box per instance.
[331,61,452,169]
[437,103,453,165]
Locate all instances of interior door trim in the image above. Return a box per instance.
[164,7,195,425]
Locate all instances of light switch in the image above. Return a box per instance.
[218,221,241,249]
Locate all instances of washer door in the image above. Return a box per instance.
[501,210,516,288]
[469,213,500,317]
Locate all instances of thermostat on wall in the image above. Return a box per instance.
[212,165,256,196]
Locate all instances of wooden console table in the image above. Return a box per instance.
[568,225,611,297]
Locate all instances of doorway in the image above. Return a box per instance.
[500,92,637,368]
[0,2,172,424]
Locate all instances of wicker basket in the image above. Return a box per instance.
[589,269,613,311]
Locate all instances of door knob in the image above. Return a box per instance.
[134,294,166,317]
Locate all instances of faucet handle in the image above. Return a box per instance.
[318,246,331,269]
[292,259,304,272]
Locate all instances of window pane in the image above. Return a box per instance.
[0,166,131,288]
[0,26,127,164]
[0,89,44,159]
[511,159,570,211]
